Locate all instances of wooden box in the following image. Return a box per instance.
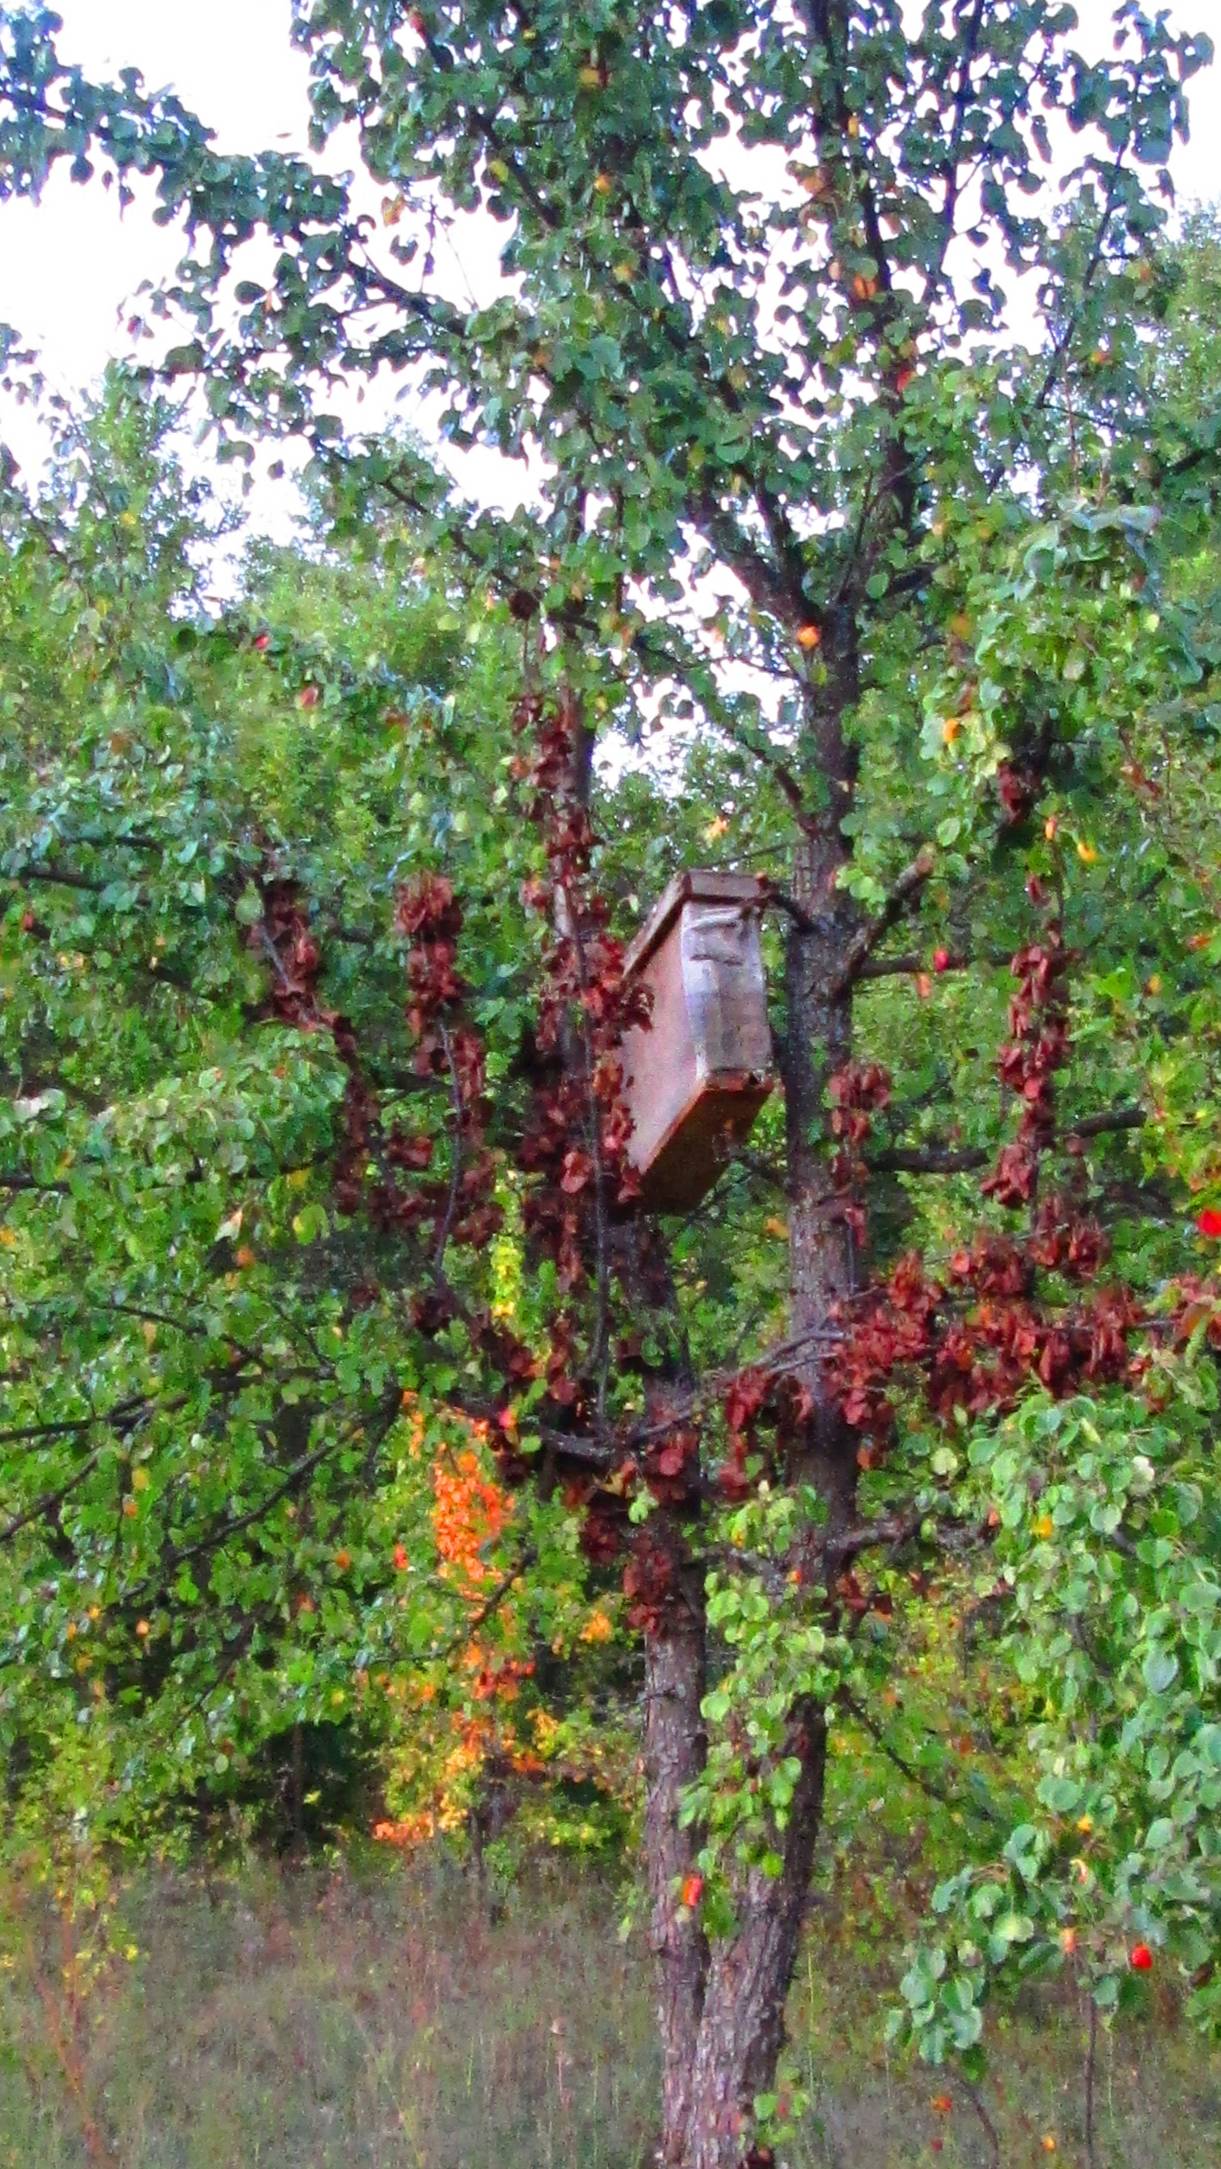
[619,870,774,1211]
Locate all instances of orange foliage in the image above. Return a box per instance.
[373,1406,531,1851]
[432,1444,513,1592]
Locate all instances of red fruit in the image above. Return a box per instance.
[932,947,951,973]
[253,632,270,652]
[680,1872,704,1909]
[393,1542,409,1571]
[1129,1942,1154,1971]
[19,909,37,933]
[299,684,321,709]
[1196,1208,1221,1239]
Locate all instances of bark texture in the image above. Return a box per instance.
[650,646,862,2167]
[644,1535,711,2160]
[680,1711,828,2168]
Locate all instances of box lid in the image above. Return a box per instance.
[623,868,767,981]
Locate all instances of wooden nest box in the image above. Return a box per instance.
[619,870,774,1212]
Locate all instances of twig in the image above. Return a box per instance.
[1084,1994,1100,2169]
[841,1690,1008,1832]
[0,1395,150,1448]
[432,1018,466,1278]
[114,1399,396,1606]
[426,1546,538,1667]
[0,1447,105,1545]
[956,2075,1001,2168]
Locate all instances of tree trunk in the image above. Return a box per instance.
[644,1527,710,2161]
[650,656,861,2168]
[680,1711,828,2167]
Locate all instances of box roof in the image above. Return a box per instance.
[623,869,768,979]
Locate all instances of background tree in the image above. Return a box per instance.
[1,7,1220,2164]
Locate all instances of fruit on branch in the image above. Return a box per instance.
[1129,1942,1154,1971]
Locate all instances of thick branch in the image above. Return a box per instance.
[857,945,1015,981]
[10,861,106,893]
[870,1103,1145,1177]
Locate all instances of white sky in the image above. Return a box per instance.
[1,0,1217,532]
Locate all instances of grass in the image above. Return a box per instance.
[0,1857,1217,2168]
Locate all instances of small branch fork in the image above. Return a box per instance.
[831,848,935,996]
[0,1448,107,1545]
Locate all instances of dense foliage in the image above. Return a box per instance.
[1,7,1220,2164]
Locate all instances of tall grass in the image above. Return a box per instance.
[0,1858,1216,2167]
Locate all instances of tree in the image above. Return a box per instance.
[0,372,641,1859]
[2,7,1220,2163]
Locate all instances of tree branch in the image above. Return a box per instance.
[870,1104,1145,1177]
[856,945,1015,981]
[831,849,935,995]
[0,1447,106,1545]
[841,1690,1009,1831]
